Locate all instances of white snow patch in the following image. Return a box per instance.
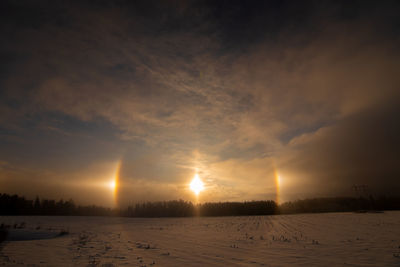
[1,212,400,266]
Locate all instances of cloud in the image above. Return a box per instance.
[0,159,120,206]
[278,102,400,198]
[1,1,400,204]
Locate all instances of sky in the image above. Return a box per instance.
[1,0,400,207]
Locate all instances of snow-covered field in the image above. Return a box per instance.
[1,211,400,266]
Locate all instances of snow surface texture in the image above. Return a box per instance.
[1,212,400,266]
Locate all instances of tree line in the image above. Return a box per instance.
[0,194,115,216]
[279,196,400,214]
[121,200,278,217]
[1,193,400,217]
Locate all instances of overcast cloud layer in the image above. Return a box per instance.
[1,0,399,206]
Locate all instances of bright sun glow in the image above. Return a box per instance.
[109,180,116,190]
[190,174,204,196]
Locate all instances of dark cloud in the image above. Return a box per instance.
[279,101,400,197]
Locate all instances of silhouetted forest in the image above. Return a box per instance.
[122,200,195,217]
[1,193,400,217]
[198,201,278,216]
[279,196,400,214]
[121,200,278,217]
[0,194,115,216]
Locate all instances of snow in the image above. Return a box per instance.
[1,211,400,266]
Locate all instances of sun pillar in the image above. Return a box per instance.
[274,169,281,205]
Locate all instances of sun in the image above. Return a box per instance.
[190,174,204,196]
